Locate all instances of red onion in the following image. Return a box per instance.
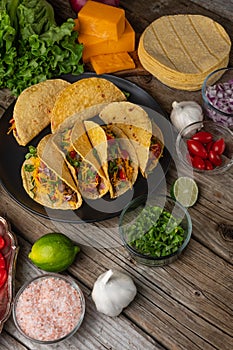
[205,80,233,127]
[70,0,120,13]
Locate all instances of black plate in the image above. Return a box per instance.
[0,73,173,223]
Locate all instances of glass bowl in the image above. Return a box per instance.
[176,120,233,174]
[12,273,85,344]
[119,194,192,266]
[202,67,233,128]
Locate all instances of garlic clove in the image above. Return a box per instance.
[91,269,137,317]
[170,100,203,131]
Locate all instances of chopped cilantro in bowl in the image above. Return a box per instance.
[119,194,192,266]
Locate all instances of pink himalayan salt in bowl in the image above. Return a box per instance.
[12,274,85,344]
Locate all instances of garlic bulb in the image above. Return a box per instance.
[170,100,203,131]
[91,269,137,317]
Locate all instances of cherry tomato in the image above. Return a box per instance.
[0,236,5,250]
[0,253,5,269]
[208,150,222,166]
[191,131,213,144]
[205,160,214,170]
[119,168,126,180]
[192,156,206,170]
[106,134,114,140]
[211,138,225,155]
[0,268,7,289]
[187,139,208,159]
[206,141,214,153]
[69,150,77,159]
[107,134,115,145]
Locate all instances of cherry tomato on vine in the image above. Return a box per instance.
[192,156,206,170]
[191,131,213,144]
[211,138,225,155]
[187,139,208,159]
[208,150,222,166]
[0,268,7,289]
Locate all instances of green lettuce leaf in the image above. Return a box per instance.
[0,0,83,96]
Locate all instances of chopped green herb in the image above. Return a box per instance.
[25,145,37,159]
[24,164,35,172]
[127,206,185,257]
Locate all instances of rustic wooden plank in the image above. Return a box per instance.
[4,221,233,350]
[0,2,233,349]
[3,235,164,350]
[0,331,27,350]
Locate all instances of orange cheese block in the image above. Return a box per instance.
[78,1,125,41]
[90,52,135,75]
[79,19,135,63]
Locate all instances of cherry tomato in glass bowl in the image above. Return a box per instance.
[175,121,233,174]
[187,139,208,159]
[208,150,222,166]
[192,156,205,170]
[211,138,225,155]
[191,131,213,144]
[205,160,214,170]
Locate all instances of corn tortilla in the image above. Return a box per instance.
[84,121,138,198]
[51,77,126,133]
[138,14,231,90]
[12,79,70,146]
[99,101,152,177]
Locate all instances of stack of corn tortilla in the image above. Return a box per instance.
[138,14,231,91]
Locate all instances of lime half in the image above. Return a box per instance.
[171,177,198,207]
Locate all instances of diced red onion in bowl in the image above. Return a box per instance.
[204,80,233,127]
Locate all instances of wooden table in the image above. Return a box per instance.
[0,1,232,349]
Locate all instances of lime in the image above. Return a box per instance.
[28,232,80,272]
[171,177,198,207]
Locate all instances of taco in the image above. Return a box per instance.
[21,135,82,210]
[53,121,109,200]
[50,77,127,133]
[52,104,109,199]
[84,121,138,199]
[9,79,70,146]
[99,101,153,177]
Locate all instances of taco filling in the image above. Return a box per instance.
[103,126,134,196]
[146,135,163,173]
[60,128,107,197]
[23,146,78,209]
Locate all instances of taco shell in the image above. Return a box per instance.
[53,119,109,199]
[21,134,82,210]
[12,79,70,146]
[99,101,152,177]
[51,77,127,133]
[84,121,138,198]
